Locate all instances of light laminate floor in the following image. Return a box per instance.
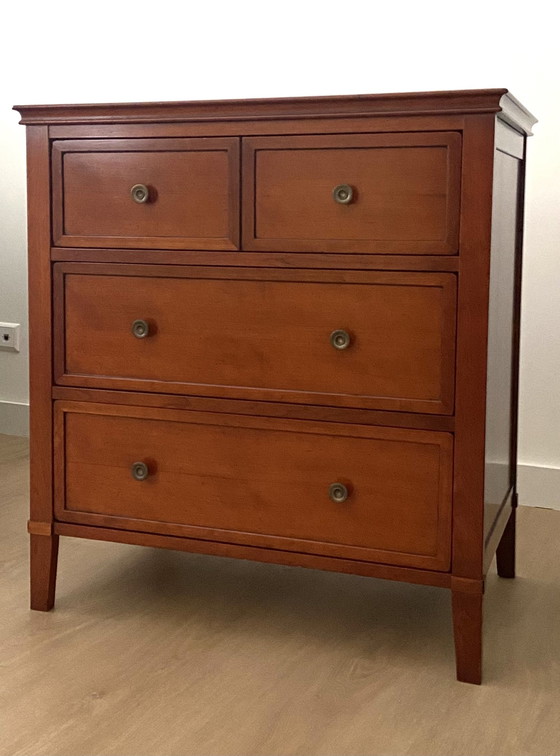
[1,432,559,756]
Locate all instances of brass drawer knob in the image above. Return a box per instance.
[131,319,150,339]
[329,482,349,503]
[131,462,149,481]
[130,183,150,204]
[330,329,351,350]
[332,184,354,205]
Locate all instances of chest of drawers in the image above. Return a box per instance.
[14,90,536,684]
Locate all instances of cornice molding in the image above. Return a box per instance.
[14,89,537,134]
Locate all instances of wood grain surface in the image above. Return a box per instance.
[13,88,537,131]
[1,434,559,756]
[25,126,58,611]
[50,386,456,432]
[56,265,456,414]
[50,248,462,269]
[52,138,240,250]
[15,91,536,686]
[53,402,453,571]
[451,115,496,580]
[243,132,461,254]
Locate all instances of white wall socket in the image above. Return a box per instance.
[0,323,21,352]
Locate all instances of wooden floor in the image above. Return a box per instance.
[1,433,560,756]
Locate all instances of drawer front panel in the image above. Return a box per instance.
[55,402,453,571]
[243,132,461,254]
[55,264,456,414]
[52,138,240,249]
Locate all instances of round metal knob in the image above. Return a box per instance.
[329,483,349,503]
[131,462,149,481]
[131,319,150,339]
[130,183,150,203]
[330,329,351,350]
[332,184,354,205]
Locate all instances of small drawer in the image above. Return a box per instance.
[52,138,240,250]
[55,402,453,571]
[54,264,457,415]
[243,132,461,254]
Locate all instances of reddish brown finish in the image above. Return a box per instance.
[52,138,240,250]
[54,401,453,571]
[51,386,456,432]
[13,89,535,133]
[50,248,461,271]
[55,264,456,414]
[14,91,536,684]
[25,126,58,610]
[452,115,497,580]
[450,576,485,595]
[496,503,516,579]
[243,133,461,255]
[29,533,59,611]
[27,520,54,537]
[54,522,453,589]
[46,114,467,141]
[452,588,484,684]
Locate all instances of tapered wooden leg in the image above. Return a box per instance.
[496,502,516,578]
[452,588,483,684]
[30,533,59,611]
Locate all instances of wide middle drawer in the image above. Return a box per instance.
[54,264,456,414]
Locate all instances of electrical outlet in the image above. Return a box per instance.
[0,323,21,352]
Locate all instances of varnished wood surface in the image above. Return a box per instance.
[13,89,537,132]
[50,387,456,432]
[29,532,58,611]
[46,114,468,140]
[484,146,522,544]
[56,265,456,414]
[50,248,461,270]
[16,90,536,684]
[2,434,560,756]
[54,402,453,571]
[25,127,55,583]
[243,132,461,255]
[54,522,454,590]
[52,138,240,250]
[452,589,483,684]
[452,115,496,580]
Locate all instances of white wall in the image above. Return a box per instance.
[1,0,558,503]
[0,100,28,434]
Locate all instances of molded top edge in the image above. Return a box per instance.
[13,88,537,133]
[498,92,537,135]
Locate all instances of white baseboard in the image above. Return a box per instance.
[518,464,560,510]
[0,401,29,437]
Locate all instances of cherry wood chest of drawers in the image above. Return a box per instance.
[14,90,536,684]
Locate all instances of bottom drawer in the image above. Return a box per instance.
[54,402,453,571]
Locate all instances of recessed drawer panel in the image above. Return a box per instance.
[243,132,461,254]
[52,138,240,250]
[55,264,456,414]
[55,402,453,571]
